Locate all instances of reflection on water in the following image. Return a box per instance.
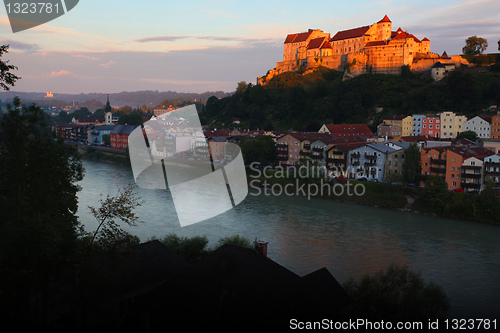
[77,159,500,318]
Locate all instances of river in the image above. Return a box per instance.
[76,158,500,319]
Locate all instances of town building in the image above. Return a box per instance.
[439,112,466,139]
[464,116,490,139]
[348,143,396,182]
[421,115,441,138]
[110,124,138,150]
[382,115,413,137]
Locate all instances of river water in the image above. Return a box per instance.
[76,158,500,319]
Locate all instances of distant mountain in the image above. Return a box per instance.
[0,90,232,109]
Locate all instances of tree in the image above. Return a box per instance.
[456,130,479,142]
[117,111,143,125]
[0,97,84,316]
[216,234,253,248]
[402,142,422,184]
[235,81,247,94]
[421,175,449,214]
[158,233,210,263]
[240,135,276,166]
[462,36,488,55]
[0,45,20,90]
[343,263,449,321]
[102,133,111,146]
[87,184,143,250]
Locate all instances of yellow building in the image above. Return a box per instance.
[439,111,467,139]
[382,115,413,137]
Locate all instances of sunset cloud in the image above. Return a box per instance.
[100,60,116,68]
[49,70,73,77]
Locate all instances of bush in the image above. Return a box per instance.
[343,263,449,321]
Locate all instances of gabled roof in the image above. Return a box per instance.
[307,37,327,50]
[284,30,314,44]
[323,124,373,137]
[111,124,138,135]
[330,26,370,41]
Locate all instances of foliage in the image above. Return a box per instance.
[87,184,143,250]
[117,111,143,125]
[240,135,276,165]
[0,45,20,90]
[102,133,111,145]
[158,233,210,263]
[0,97,84,305]
[201,67,500,131]
[216,234,253,248]
[421,176,449,215]
[343,263,449,321]
[456,130,479,142]
[475,178,500,222]
[156,233,253,263]
[462,36,488,55]
[402,142,421,184]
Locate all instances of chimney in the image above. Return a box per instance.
[254,238,269,257]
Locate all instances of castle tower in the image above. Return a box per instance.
[377,15,392,41]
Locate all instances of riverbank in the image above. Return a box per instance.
[247,167,500,227]
[68,143,131,165]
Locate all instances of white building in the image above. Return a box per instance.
[464,116,490,139]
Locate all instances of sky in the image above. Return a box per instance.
[1,0,499,95]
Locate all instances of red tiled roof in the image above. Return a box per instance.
[284,33,298,43]
[331,26,370,41]
[422,37,430,42]
[294,30,313,43]
[307,37,326,50]
[378,15,391,23]
[324,124,373,137]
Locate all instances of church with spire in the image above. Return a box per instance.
[259,15,468,83]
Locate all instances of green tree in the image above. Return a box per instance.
[235,81,247,94]
[240,135,276,166]
[158,233,210,263]
[0,45,20,90]
[402,142,422,184]
[216,234,253,248]
[0,97,84,315]
[102,133,111,146]
[456,130,479,142]
[343,263,449,321]
[86,184,143,250]
[117,111,143,125]
[462,36,488,55]
[475,178,500,223]
[422,175,449,214]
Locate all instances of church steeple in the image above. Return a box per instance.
[104,94,112,113]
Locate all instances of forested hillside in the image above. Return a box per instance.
[200,65,500,132]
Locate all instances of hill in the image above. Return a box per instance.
[200,65,500,132]
[0,90,231,111]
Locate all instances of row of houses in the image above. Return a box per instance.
[377,109,499,140]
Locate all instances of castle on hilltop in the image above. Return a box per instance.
[259,15,468,83]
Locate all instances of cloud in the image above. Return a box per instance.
[49,70,73,77]
[100,60,116,68]
[134,36,191,43]
[72,54,100,60]
[0,39,40,52]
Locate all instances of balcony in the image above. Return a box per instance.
[364,153,377,160]
[327,157,346,163]
[351,161,360,166]
[461,172,482,179]
[276,155,288,161]
[310,154,323,160]
[364,160,377,166]
[300,151,311,157]
[430,158,447,165]
[461,182,481,189]
[430,166,446,174]
[312,147,324,153]
[351,152,361,158]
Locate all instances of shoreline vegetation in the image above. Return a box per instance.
[246,166,500,226]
